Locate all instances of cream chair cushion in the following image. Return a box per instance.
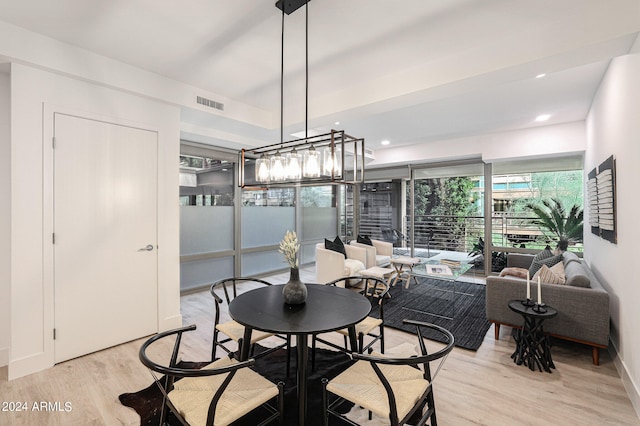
[336,316,382,337]
[215,320,275,344]
[327,359,429,421]
[168,356,279,426]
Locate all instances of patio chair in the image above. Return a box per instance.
[321,319,454,426]
[211,277,291,372]
[139,324,284,426]
[381,228,405,248]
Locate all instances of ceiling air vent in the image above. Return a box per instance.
[196,95,224,111]
[364,147,375,159]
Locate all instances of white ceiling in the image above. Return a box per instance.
[1,0,639,154]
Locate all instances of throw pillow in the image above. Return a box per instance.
[356,234,373,246]
[549,261,566,283]
[533,247,553,262]
[324,236,347,258]
[533,262,566,285]
[528,247,557,276]
[529,253,563,277]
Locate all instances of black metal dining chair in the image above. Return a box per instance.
[139,324,284,426]
[321,319,454,426]
[211,277,291,371]
[311,275,390,370]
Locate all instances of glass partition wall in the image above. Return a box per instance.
[179,144,237,292]
[179,142,340,292]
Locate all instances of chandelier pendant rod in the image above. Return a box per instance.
[280,5,284,146]
[305,0,309,140]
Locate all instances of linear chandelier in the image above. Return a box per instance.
[238,0,365,189]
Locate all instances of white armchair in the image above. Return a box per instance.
[315,243,366,286]
[349,239,393,268]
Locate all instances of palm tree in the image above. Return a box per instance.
[526,198,583,251]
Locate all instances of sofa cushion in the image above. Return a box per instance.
[564,259,591,288]
[325,236,347,258]
[528,249,563,276]
[562,250,582,266]
[533,262,566,285]
[357,234,373,246]
[375,254,391,267]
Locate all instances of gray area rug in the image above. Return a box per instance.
[376,277,491,351]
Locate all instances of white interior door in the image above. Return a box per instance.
[53,113,158,363]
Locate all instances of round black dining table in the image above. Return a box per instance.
[229,283,371,426]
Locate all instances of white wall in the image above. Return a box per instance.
[585,52,640,417]
[0,20,273,141]
[9,63,182,379]
[0,69,10,367]
[371,121,585,167]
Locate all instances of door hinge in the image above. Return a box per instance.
[52,233,56,244]
[53,329,56,340]
[52,137,56,149]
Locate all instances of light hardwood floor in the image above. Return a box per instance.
[1,267,638,425]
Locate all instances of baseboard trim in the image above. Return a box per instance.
[0,347,8,367]
[8,351,53,381]
[609,343,640,420]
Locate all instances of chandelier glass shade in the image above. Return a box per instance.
[303,145,321,178]
[286,148,302,180]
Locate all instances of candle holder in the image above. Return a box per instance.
[521,298,535,307]
[533,303,547,313]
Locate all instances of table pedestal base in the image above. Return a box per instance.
[511,316,555,373]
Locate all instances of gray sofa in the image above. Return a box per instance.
[486,251,609,365]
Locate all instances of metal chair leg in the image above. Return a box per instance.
[285,335,292,378]
[321,378,329,426]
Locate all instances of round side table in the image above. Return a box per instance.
[508,300,558,373]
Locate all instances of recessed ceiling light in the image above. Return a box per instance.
[535,114,551,122]
[381,140,390,146]
[535,73,547,79]
[334,121,340,126]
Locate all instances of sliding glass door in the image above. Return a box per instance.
[409,162,486,274]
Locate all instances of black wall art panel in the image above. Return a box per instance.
[587,155,616,244]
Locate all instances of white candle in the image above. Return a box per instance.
[537,276,542,304]
[526,271,531,300]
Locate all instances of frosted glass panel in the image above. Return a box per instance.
[180,206,234,255]
[300,243,317,265]
[242,207,295,248]
[302,207,337,240]
[242,250,286,276]
[180,256,234,291]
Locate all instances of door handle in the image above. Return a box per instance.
[138,244,154,252]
